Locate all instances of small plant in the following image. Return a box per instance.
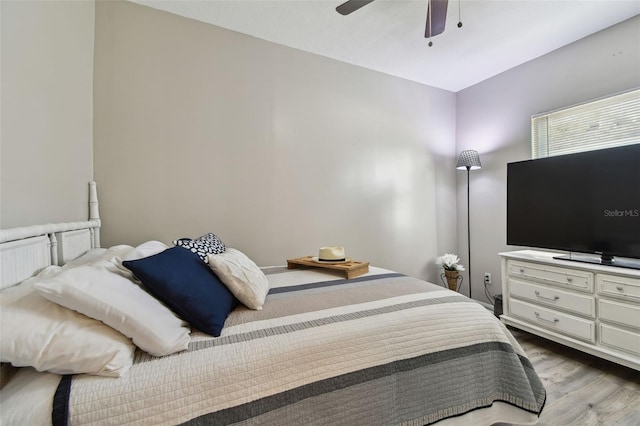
[436,253,466,272]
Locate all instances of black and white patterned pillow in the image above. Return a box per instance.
[173,233,226,262]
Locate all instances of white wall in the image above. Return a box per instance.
[0,1,95,227]
[456,15,640,302]
[93,1,458,282]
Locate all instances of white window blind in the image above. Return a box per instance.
[531,89,640,158]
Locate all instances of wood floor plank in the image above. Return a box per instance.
[541,375,636,425]
[507,327,640,426]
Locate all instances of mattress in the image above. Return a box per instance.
[2,266,545,425]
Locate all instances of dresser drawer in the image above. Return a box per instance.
[597,274,640,302]
[598,299,640,330]
[600,323,640,356]
[510,299,595,342]
[508,261,593,292]
[509,279,595,318]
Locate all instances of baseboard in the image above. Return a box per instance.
[477,300,493,311]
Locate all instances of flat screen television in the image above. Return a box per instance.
[507,143,640,269]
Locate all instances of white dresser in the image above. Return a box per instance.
[500,250,640,371]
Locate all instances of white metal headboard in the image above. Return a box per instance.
[0,182,102,290]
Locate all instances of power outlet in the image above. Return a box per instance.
[484,273,492,285]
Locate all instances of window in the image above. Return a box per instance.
[531,88,640,158]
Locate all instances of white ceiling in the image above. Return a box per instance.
[131,0,640,92]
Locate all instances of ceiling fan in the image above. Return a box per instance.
[336,0,458,45]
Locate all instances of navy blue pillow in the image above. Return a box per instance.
[123,247,238,337]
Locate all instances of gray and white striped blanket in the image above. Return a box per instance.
[54,266,545,425]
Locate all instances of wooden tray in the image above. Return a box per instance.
[286,256,369,279]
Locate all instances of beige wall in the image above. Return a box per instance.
[93,1,458,281]
[9,1,634,290]
[455,15,640,302]
[0,1,95,227]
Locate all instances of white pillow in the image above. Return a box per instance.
[113,241,169,281]
[207,248,270,310]
[0,269,135,377]
[63,245,134,270]
[122,241,168,261]
[34,258,190,357]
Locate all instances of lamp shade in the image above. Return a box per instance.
[456,150,482,170]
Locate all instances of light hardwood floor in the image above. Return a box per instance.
[509,327,640,426]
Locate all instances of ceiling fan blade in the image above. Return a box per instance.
[425,0,448,38]
[336,0,375,16]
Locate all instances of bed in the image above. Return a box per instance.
[0,182,545,425]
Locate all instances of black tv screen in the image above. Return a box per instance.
[507,144,640,267]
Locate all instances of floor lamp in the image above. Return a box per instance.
[456,150,482,300]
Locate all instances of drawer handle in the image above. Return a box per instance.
[534,291,559,301]
[616,285,624,292]
[535,312,559,324]
[566,277,573,283]
[519,268,525,273]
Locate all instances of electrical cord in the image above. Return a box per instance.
[484,282,495,306]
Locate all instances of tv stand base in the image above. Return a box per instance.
[553,253,640,271]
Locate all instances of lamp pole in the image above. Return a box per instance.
[466,166,472,300]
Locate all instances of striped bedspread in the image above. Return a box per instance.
[54,266,545,425]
